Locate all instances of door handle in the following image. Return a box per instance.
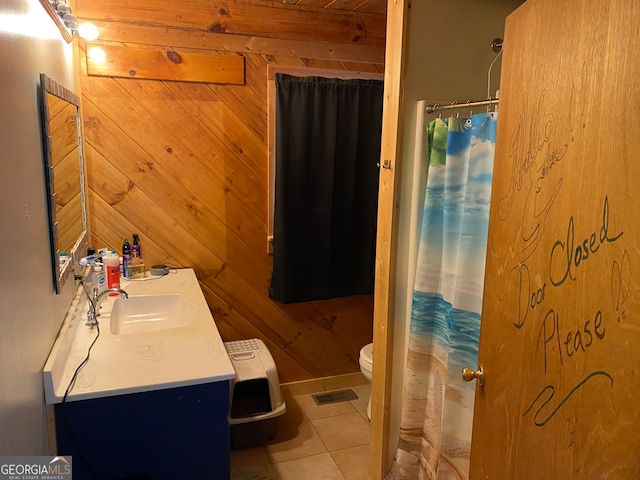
[462,366,485,386]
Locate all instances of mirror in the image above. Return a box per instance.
[39,74,87,294]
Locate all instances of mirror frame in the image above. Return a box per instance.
[39,73,88,294]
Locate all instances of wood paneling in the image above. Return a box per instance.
[86,21,385,65]
[75,0,385,383]
[76,0,386,47]
[86,44,246,84]
[293,0,387,14]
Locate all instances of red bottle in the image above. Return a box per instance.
[105,253,120,292]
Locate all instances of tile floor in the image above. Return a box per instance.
[230,383,373,480]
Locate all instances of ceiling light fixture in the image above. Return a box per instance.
[47,0,99,39]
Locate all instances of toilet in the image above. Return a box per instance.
[359,342,373,420]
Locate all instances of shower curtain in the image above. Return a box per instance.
[390,112,497,480]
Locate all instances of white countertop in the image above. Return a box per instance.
[43,268,235,404]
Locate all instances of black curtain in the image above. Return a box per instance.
[269,74,384,304]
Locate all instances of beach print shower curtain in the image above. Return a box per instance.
[389,112,497,480]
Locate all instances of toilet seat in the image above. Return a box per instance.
[359,343,373,372]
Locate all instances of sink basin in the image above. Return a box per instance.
[43,268,235,405]
[110,294,190,335]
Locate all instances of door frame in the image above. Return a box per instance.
[370,0,411,478]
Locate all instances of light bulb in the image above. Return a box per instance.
[87,47,106,63]
[78,23,99,41]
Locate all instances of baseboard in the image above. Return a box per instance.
[280,372,367,398]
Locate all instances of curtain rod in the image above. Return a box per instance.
[425,99,499,114]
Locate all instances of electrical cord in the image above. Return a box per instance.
[62,320,100,402]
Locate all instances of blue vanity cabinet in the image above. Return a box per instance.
[54,380,230,480]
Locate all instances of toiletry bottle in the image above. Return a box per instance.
[85,263,94,288]
[92,263,106,295]
[132,234,141,259]
[122,238,132,278]
[105,252,120,292]
[96,247,109,261]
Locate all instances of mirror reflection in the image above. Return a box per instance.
[39,74,87,294]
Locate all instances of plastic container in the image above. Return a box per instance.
[130,258,146,279]
[92,263,106,295]
[225,338,286,449]
[129,234,145,278]
[104,253,120,292]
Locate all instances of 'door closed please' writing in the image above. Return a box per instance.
[496,90,629,427]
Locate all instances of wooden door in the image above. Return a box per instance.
[469,0,640,478]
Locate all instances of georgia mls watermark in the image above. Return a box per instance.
[0,456,72,480]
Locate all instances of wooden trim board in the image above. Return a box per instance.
[280,372,367,398]
[86,44,245,84]
[370,0,411,478]
[87,21,386,65]
[46,404,57,455]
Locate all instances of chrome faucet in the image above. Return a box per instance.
[82,285,128,327]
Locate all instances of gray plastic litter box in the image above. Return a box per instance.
[224,338,286,449]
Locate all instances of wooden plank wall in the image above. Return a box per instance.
[74,0,386,383]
